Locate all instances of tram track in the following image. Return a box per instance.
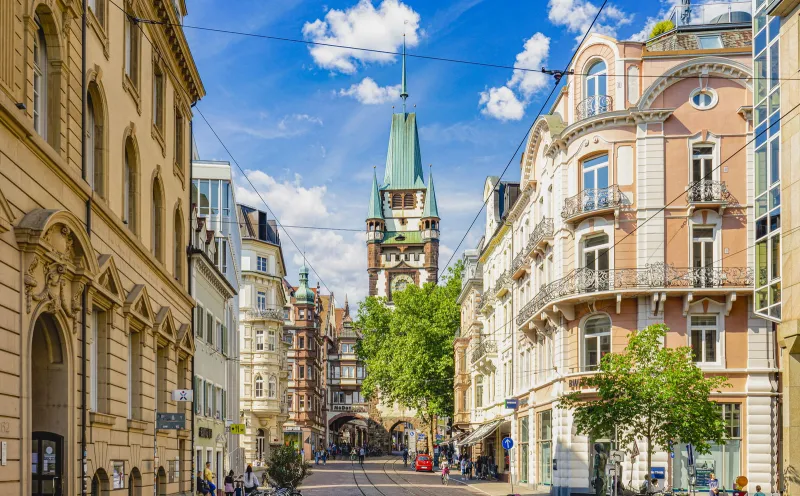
[351,459,388,496]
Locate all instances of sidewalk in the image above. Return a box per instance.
[448,475,552,496]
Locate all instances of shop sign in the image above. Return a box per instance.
[156,412,185,430]
[568,378,588,389]
[171,389,193,402]
[198,427,213,439]
[505,398,519,410]
[229,424,245,435]
[651,467,666,480]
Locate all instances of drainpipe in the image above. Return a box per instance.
[188,106,195,495]
[80,0,90,495]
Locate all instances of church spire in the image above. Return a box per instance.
[422,167,439,219]
[400,35,408,112]
[367,167,383,220]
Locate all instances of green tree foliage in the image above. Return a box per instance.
[650,19,675,38]
[557,324,730,475]
[267,445,311,489]
[355,260,463,452]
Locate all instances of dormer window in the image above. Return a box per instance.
[698,35,722,49]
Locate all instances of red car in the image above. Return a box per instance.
[414,454,433,472]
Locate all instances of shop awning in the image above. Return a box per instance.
[458,419,503,446]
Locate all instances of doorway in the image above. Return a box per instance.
[156,466,167,496]
[31,313,70,496]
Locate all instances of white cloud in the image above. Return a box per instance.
[234,170,369,304]
[547,0,632,42]
[221,113,323,140]
[339,77,401,104]
[302,0,421,73]
[479,33,550,121]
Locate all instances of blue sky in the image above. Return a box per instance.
[185,0,678,305]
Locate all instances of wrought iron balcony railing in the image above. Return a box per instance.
[527,217,554,253]
[493,271,511,296]
[576,95,613,120]
[686,180,732,204]
[562,185,627,222]
[516,263,753,326]
[245,305,284,321]
[470,340,497,364]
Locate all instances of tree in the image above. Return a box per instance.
[355,261,463,453]
[557,324,730,479]
[650,19,675,38]
[267,445,311,489]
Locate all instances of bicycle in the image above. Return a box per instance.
[441,467,450,486]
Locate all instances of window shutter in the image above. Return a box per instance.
[222,389,226,420]
[194,376,201,414]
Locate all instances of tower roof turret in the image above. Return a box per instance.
[422,169,439,219]
[295,263,315,304]
[367,168,384,220]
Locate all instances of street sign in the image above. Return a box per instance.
[610,450,625,463]
[501,437,514,450]
[687,444,694,466]
[608,467,617,477]
[418,434,426,440]
[156,412,185,430]
[651,467,666,480]
[229,424,245,435]
[171,389,193,402]
[409,432,416,438]
[505,398,519,409]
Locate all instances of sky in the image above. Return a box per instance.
[185,0,684,307]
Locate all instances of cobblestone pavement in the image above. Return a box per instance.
[298,456,491,496]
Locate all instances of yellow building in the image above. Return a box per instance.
[0,0,204,494]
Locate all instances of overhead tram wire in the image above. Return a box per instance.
[439,0,610,275]
[173,217,367,232]
[106,0,792,82]
[118,1,346,306]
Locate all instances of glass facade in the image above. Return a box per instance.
[191,179,233,218]
[753,4,781,321]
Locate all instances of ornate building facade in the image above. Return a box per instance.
[458,7,778,495]
[0,0,204,494]
[237,205,290,465]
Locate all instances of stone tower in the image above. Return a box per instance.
[366,43,440,301]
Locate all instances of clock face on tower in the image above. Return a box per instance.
[391,274,415,293]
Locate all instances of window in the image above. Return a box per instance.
[90,310,100,411]
[222,182,231,217]
[299,365,305,379]
[153,64,164,132]
[690,315,718,364]
[174,209,183,282]
[268,377,276,398]
[583,315,611,371]
[33,16,47,138]
[257,256,268,272]
[214,238,228,274]
[698,35,723,49]
[299,395,305,410]
[692,227,715,288]
[156,345,168,412]
[255,330,264,351]
[123,8,140,87]
[582,154,609,196]
[86,93,98,193]
[538,410,553,486]
[194,305,204,339]
[194,376,202,415]
[205,311,213,346]
[298,336,305,349]
[175,109,184,170]
[128,331,142,419]
[287,394,294,410]
[690,88,718,110]
[152,178,164,262]
[298,308,305,320]
[287,364,293,380]
[584,60,609,116]
[257,291,266,311]
[520,416,530,483]
[690,145,715,200]
[392,194,402,208]
[123,137,138,233]
[582,233,610,291]
[88,0,105,27]
[268,330,276,351]
[475,375,484,408]
[254,376,263,398]
[403,193,414,208]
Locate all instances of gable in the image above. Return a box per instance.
[95,255,125,306]
[124,284,155,329]
[155,306,178,343]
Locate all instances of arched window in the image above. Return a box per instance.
[475,375,484,408]
[392,193,402,208]
[582,233,610,291]
[86,84,106,197]
[123,137,138,233]
[152,177,165,262]
[33,16,48,138]
[585,60,608,116]
[583,315,611,371]
[174,208,184,282]
[256,429,266,461]
[254,375,263,397]
[403,193,414,208]
[268,376,277,398]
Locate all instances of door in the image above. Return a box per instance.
[32,432,63,496]
[691,145,714,201]
[585,61,608,116]
[692,227,715,287]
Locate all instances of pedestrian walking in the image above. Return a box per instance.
[224,470,235,496]
[359,446,365,465]
[243,465,259,495]
[314,449,319,465]
[203,462,216,494]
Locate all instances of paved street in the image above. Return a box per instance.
[298,456,541,496]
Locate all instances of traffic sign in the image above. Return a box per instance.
[156,412,185,430]
[501,437,514,450]
[610,450,625,463]
[229,424,245,435]
[409,432,415,438]
[505,398,519,409]
[171,389,193,402]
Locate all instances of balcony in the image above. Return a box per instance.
[686,180,732,213]
[575,95,613,121]
[517,263,753,328]
[493,271,511,298]
[562,185,628,224]
[453,412,470,427]
[245,305,284,322]
[528,217,554,254]
[665,1,751,30]
[470,340,497,364]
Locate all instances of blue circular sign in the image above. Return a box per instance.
[502,437,514,450]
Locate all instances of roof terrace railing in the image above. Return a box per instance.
[666,1,751,29]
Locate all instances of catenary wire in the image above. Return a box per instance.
[106,0,795,82]
[118,0,346,308]
[438,0,610,276]
[181,216,367,232]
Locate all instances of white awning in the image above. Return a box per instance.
[458,419,503,446]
